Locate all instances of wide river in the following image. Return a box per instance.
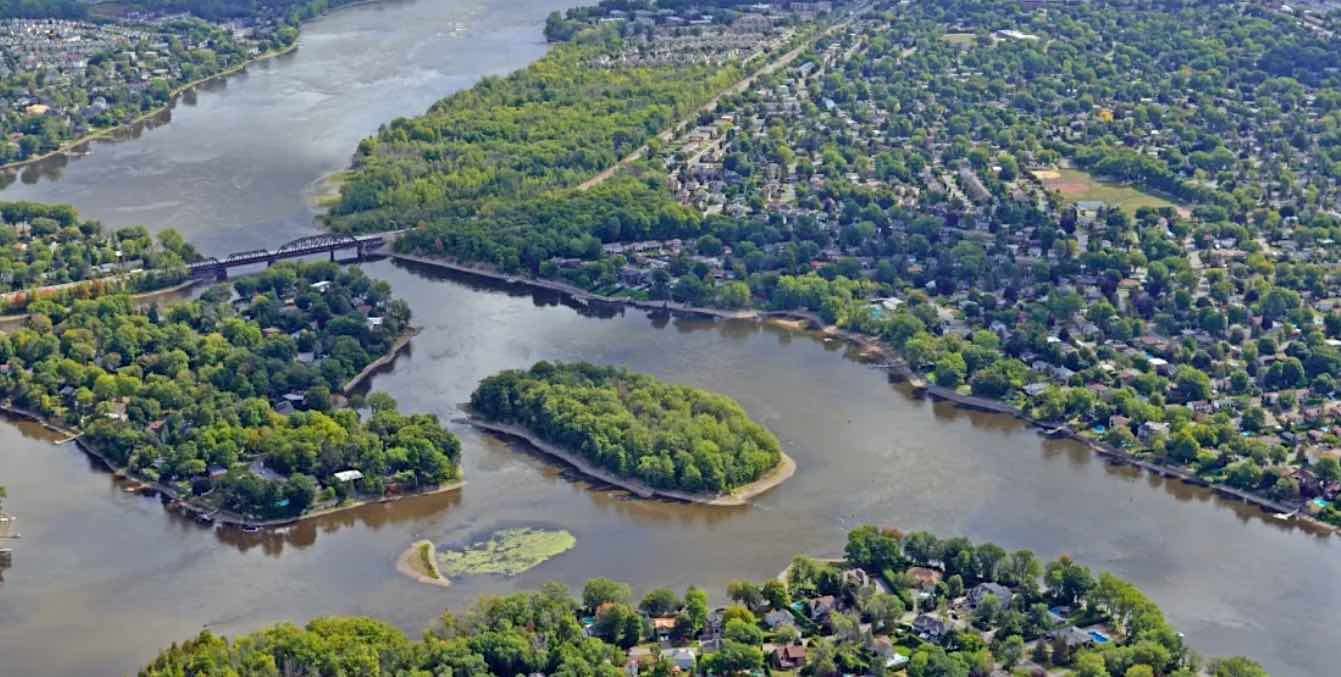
[0,1,1337,675]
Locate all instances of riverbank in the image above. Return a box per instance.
[463,417,794,507]
[70,429,465,529]
[1,42,301,174]
[764,311,1339,534]
[394,250,1336,532]
[0,340,470,532]
[389,252,756,320]
[0,273,198,315]
[342,327,418,395]
[394,539,452,588]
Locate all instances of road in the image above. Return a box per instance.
[577,3,869,191]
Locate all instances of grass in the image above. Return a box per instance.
[1033,167,1183,215]
[437,528,576,578]
[417,542,438,579]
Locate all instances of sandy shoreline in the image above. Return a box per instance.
[464,417,794,507]
[396,539,452,588]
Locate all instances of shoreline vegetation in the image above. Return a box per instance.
[0,327,463,531]
[0,262,463,530]
[468,362,793,506]
[141,525,1269,677]
[465,417,796,507]
[397,251,1335,532]
[340,326,416,395]
[0,41,301,174]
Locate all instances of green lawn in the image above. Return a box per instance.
[1037,168,1184,215]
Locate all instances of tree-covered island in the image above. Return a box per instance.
[0,259,460,523]
[469,361,791,504]
[140,526,1267,677]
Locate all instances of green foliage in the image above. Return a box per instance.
[329,38,739,233]
[470,361,782,493]
[0,262,458,519]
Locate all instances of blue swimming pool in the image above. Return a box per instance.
[1088,630,1111,644]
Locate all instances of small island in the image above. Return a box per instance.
[398,527,577,587]
[468,361,794,506]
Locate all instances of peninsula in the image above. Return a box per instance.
[143,525,1268,677]
[469,361,793,505]
[0,257,461,526]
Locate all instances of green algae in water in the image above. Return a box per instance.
[438,528,576,577]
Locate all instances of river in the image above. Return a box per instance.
[0,1,1336,676]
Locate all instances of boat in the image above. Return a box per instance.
[240,525,260,534]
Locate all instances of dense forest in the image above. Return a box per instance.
[325,29,739,233]
[0,261,459,519]
[138,526,1267,676]
[470,361,781,493]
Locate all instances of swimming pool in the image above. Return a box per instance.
[1088,630,1111,644]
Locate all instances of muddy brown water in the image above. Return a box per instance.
[0,1,1336,675]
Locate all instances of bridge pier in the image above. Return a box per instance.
[215,267,227,282]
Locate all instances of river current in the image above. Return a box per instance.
[0,2,1336,675]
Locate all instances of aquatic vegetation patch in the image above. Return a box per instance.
[437,528,576,577]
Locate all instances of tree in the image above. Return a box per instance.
[583,578,631,611]
[706,640,763,674]
[1166,431,1201,464]
[724,618,764,645]
[1074,652,1111,677]
[727,580,765,610]
[684,586,709,635]
[640,588,681,617]
[805,638,839,676]
[761,579,791,611]
[1173,366,1212,401]
[0,484,5,513]
[862,592,904,631]
[593,603,641,648]
[997,634,1025,669]
[1210,657,1270,677]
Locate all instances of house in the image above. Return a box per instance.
[772,644,807,670]
[842,567,875,590]
[763,609,796,630]
[651,616,677,641]
[869,637,908,669]
[665,647,696,672]
[906,566,942,590]
[808,595,837,621]
[913,614,948,642]
[967,582,1014,609]
[333,469,364,483]
[1138,421,1169,445]
[1048,625,1095,651]
[104,400,128,421]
